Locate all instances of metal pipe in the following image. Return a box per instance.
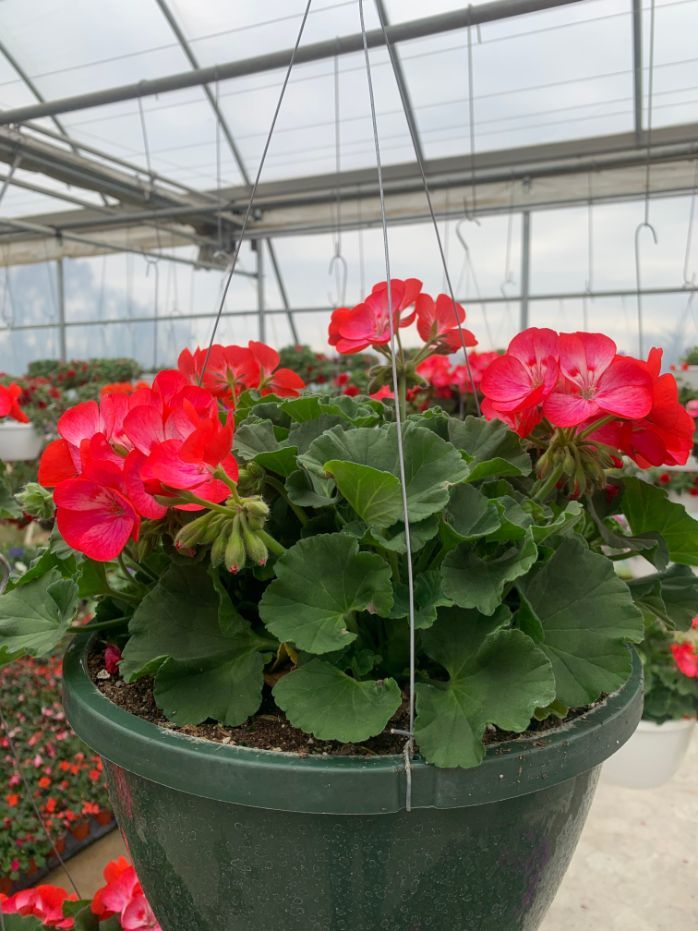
[255,240,265,342]
[266,240,299,343]
[632,0,643,140]
[5,284,697,333]
[520,211,531,329]
[0,0,584,124]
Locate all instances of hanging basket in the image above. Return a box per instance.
[0,421,43,461]
[602,718,695,790]
[63,636,642,931]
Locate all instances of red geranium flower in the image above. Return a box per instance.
[0,382,29,423]
[543,333,653,427]
[2,885,77,928]
[671,642,698,678]
[414,292,477,351]
[328,278,422,353]
[247,341,305,397]
[480,327,559,418]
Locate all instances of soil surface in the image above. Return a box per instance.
[89,646,591,759]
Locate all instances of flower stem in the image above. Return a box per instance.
[70,616,130,633]
[578,414,615,440]
[179,492,232,516]
[257,530,286,557]
[264,475,307,525]
[533,462,565,502]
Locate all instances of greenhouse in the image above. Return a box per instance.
[0,1,695,929]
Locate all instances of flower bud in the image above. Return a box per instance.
[210,522,230,567]
[241,520,268,567]
[242,496,270,530]
[174,512,216,550]
[15,483,54,521]
[224,517,246,573]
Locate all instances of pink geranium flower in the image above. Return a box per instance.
[3,884,77,928]
[480,327,559,414]
[543,333,653,427]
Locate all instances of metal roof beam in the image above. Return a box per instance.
[0,0,584,124]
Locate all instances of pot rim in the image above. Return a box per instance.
[62,635,643,814]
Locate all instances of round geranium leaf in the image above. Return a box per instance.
[259,533,393,654]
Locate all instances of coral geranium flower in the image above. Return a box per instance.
[54,461,140,562]
[247,341,305,397]
[328,278,422,353]
[414,292,477,350]
[480,327,559,414]
[671,642,698,678]
[543,333,653,428]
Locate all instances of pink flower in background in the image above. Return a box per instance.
[671,642,698,678]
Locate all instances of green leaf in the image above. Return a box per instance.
[286,468,336,508]
[234,421,298,476]
[0,916,46,930]
[414,606,555,768]
[390,570,453,630]
[288,414,344,453]
[273,658,401,742]
[627,564,698,631]
[519,536,644,707]
[488,496,583,544]
[621,476,698,565]
[77,559,109,598]
[324,460,403,529]
[154,650,264,726]
[369,513,441,554]
[0,569,78,665]
[447,416,531,481]
[121,564,254,680]
[259,533,393,653]
[442,483,501,542]
[300,421,468,523]
[441,532,538,616]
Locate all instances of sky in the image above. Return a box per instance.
[0,0,696,372]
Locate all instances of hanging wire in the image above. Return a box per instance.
[137,96,163,370]
[199,0,313,380]
[583,172,594,330]
[328,45,348,307]
[455,221,494,347]
[357,0,416,810]
[0,559,82,903]
[633,0,658,357]
[499,177,517,337]
[464,5,477,219]
[214,74,226,260]
[373,11,481,412]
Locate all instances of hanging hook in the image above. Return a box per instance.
[328,252,348,308]
[634,220,658,358]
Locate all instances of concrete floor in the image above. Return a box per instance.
[46,733,697,929]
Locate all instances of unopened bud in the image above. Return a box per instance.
[15,483,54,521]
[242,496,270,530]
[210,522,230,567]
[174,512,215,550]
[224,516,246,573]
[241,520,268,567]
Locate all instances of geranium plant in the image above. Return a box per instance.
[638,616,698,723]
[1,287,698,770]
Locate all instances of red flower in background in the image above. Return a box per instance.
[0,383,29,423]
[671,642,698,678]
[1,884,77,928]
[328,279,422,353]
[248,341,305,397]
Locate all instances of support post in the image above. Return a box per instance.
[520,211,531,330]
[254,240,265,343]
[56,257,67,362]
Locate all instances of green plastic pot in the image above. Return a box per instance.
[63,637,642,931]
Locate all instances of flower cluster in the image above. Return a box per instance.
[178,340,304,408]
[0,649,110,887]
[480,329,693,486]
[417,350,500,397]
[0,857,160,930]
[329,279,476,355]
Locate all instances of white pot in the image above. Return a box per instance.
[601,718,696,789]
[0,421,43,461]
[680,365,698,390]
